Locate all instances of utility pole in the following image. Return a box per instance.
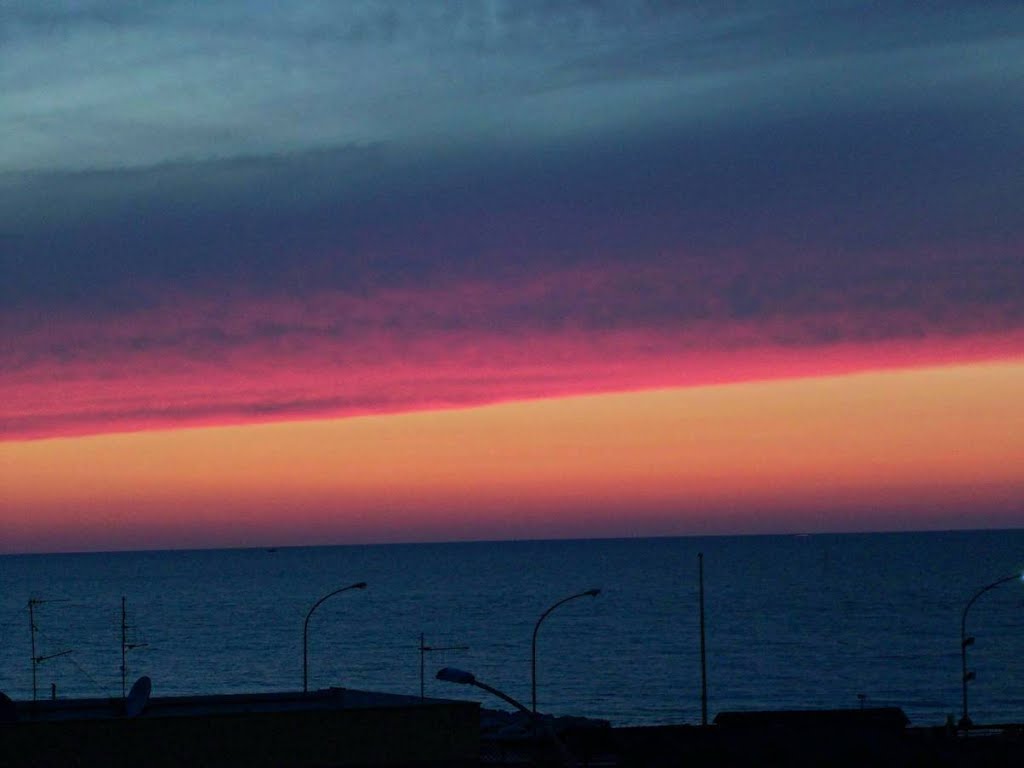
[699,553,708,726]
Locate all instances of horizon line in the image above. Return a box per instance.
[4,523,1022,559]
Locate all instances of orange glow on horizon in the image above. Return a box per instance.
[2,361,1023,553]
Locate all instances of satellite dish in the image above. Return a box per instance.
[124,675,151,718]
[0,692,16,723]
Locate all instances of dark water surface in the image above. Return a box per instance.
[2,530,1022,726]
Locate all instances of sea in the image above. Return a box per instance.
[1,530,1022,727]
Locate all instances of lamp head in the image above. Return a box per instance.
[436,667,476,685]
[353,582,368,589]
[585,588,601,597]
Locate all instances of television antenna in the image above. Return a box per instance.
[419,633,469,699]
[120,597,149,698]
[27,598,72,702]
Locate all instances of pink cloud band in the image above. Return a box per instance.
[4,262,1023,441]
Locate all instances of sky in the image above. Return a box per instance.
[2,1,1023,553]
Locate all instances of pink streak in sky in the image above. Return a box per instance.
[3,262,1023,441]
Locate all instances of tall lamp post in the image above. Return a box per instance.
[303,581,367,693]
[959,571,1023,728]
[698,552,708,726]
[532,588,600,714]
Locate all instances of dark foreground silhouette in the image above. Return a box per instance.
[4,689,1024,767]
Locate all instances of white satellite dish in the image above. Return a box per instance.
[124,675,151,718]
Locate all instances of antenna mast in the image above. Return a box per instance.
[121,596,148,698]
[28,597,72,702]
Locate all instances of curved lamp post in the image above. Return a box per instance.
[437,666,532,716]
[959,571,1023,728]
[437,667,575,765]
[303,581,367,693]
[532,588,600,714]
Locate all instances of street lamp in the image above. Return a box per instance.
[532,588,600,714]
[437,667,576,765]
[959,571,1024,728]
[303,581,367,693]
[437,667,532,715]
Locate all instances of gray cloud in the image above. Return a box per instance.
[3,77,1022,317]
[3,1,1022,172]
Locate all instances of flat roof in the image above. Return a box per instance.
[9,687,476,723]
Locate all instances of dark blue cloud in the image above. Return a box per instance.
[2,0,1022,354]
[3,88,1021,318]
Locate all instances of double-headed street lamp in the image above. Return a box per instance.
[303,581,367,693]
[532,588,600,714]
[959,571,1023,728]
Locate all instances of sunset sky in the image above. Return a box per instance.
[2,2,1023,553]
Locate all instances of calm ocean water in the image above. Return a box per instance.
[1,531,1022,726]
